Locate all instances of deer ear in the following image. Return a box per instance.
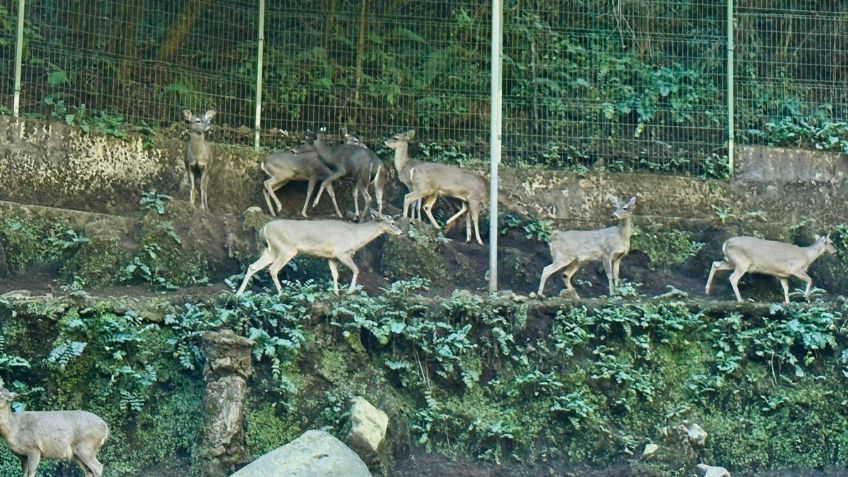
[606,194,619,205]
[814,233,821,240]
[182,109,193,120]
[407,130,416,139]
[203,110,217,121]
[627,197,637,207]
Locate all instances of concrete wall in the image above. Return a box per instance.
[1,116,846,230]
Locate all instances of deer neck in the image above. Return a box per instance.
[188,130,207,144]
[0,405,16,440]
[803,240,827,264]
[392,143,411,174]
[348,222,389,251]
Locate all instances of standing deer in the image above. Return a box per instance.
[236,210,401,295]
[384,130,469,229]
[307,131,386,221]
[0,387,109,477]
[402,161,487,245]
[705,234,836,303]
[183,109,216,210]
[261,146,343,218]
[537,196,637,297]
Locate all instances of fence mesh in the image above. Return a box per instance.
[0,1,845,178]
[735,1,848,155]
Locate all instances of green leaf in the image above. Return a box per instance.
[47,69,69,86]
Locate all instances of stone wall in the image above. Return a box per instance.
[0,116,846,230]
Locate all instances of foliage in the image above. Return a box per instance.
[499,214,553,243]
[139,191,173,215]
[3,279,848,475]
[0,217,89,273]
[632,223,705,268]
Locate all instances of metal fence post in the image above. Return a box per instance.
[254,0,266,151]
[727,0,735,177]
[13,0,25,117]
[488,0,503,293]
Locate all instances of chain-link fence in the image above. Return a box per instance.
[0,1,845,178]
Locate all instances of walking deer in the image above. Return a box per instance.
[537,196,637,297]
[261,145,343,218]
[0,387,109,477]
[183,109,215,210]
[307,131,386,221]
[235,210,401,295]
[705,234,836,303]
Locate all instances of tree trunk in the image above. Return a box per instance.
[157,0,209,64]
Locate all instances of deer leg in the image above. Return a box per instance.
[794,271,814,299]
[538,261,567,296]
[300,178,317,217]
[611,254,625,287]
[728,268,747,302]
[336,254,360,294]
[328,259,341,295]
[314,170,346,208]
[267,250,296,294]
[403,191,429,220]
[73,456,93,477]
[25,451,41,477]
[561,260,580,291]
[18,455,27,477]
[356,185,372,222]
[445,201,468,230]
[705,260,733,295]
[373,166,385,214]
[74,448,103,477]
[188,172,196,207]
[199,166,209,210]
[353,185,361,218]
[470,203,483,245]
[323,183,343,218]
[779,277,791,304]
[264,176,287,215]
[236,249,275,295]
[602,257,614,294]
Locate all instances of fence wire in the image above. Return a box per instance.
[0,1,845,178]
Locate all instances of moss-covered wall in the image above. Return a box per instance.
[2,287,848,477]
[1,116,846,233]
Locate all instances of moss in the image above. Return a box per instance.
[244,402,304,459]
[632,223,704,269]
[380,222,448,285]
[61,236,130,287]
[0,217,88,274]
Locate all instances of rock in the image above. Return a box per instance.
[685,422,708,447]
[696,463,731,477]
[642,443,659,457]
[345,397,389,460]
[230,430,372,477]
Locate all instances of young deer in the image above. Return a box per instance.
[307,131,386,221]
[705,234,836,303]
[236,210,401,295]
[0,387,109,477]
[183,109,216,210]
[261,146,343,218]
[402,161,487,245]
[384,130,469,229]
[537,196,637,297]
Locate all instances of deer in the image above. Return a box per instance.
[384,130,470,231]
[261,143,343,218]
[0,387,109,477]
[401,160,487,245]
[537,196,637,298]
[705,234,837,303]
[306,131,386,221]
[235,210,401,295]
[182,109,216,210]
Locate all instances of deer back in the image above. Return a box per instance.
[724,236,834,275]
[409,162,487,202]
[262,150,332,181]
[262,218,398,257]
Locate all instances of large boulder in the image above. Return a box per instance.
[229,430,372,477]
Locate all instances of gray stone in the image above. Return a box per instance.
[345,397,389,460]
[230,430,372,477]
[696,463,731,477]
